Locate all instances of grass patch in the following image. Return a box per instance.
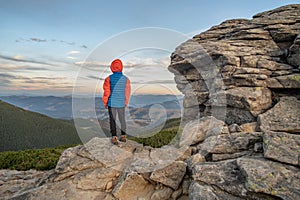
[0,118,182,170]
[0,144,76,171]
[130,118,181,148]
[130,129,179,148]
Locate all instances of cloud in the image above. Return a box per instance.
[30,38,47,42]
[16,37,88,49]
[13,55,24,60]
[0,73,74,92]
[0,63,23,70]
[23,67,48,71]
[131,80,175,85]
[66,56,77,60]
[67,51,80,55]
[87,75,105,80]
[0,54,53,66]
[74,56,170,71]
[66,51,81,60]
[0,73,31,87]
[0,73,16,79]
[60,40,75,45]
[74,61,109,70]
[124,57,170,68]
[0,63,49,71]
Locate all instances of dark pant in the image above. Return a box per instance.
[108,107,126,137]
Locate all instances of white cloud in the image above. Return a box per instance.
[124,56,170,68]
[13,55,24,60]
[66,56,77,60]
[67,51,80,55]
[74,56,170,71]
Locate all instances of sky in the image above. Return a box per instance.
[0,0,298,96]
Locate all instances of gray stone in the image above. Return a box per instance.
[240,122,258,133]
[287,34,300,67]
[228,123,242,133]
[258,96,300,133]
[186,153,206,169]
[150,186,173,200]
[263,131,300,166]
[150,161,186,190]
[0,170,52,200]
[112,172,154,200]
[212,151,251,162]
[224,106,256,125]
[192,159,248,197]
[199,132,262,154]
[180,116,226,146]
[238,157,300,200]
[225,87,272,117]
[189,182,243,200]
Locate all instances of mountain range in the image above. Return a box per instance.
[0,95,183,120]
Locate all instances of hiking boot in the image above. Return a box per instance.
[111,136,119,145]
[119,135,127,142]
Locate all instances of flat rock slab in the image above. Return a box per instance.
[258,97,300,133]
[237,157,300,200]
[263,131,300,166]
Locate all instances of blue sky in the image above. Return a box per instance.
[0,0,298,96]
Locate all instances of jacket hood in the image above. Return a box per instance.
[110,59,123,72]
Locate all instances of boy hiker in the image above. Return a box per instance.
[102,59,131,145]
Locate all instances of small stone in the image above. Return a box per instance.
[229,124,242,133]
[106,181,113,191]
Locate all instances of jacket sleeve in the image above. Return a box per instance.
[102,77,110,107]
[125,78,131,106]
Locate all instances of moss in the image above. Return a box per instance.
[268,173,275,178]
[271,190,278,195]
[288,74,300,82]
[248,180,259,190]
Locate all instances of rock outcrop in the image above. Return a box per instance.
[1,4,300,200]
[169,4,300,125]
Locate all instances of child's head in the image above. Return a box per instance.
[110,59,123,72]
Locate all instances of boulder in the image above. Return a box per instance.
[112,172,154,200]
[198,132,262,154]
[192,159,248,197]
[225,87,272,116]
[263,131,300,166]
[258,97,300,133]
[150,186,173,200]
[180,116,226,146]
[189,182,243,200]
[237,157,300,200]
[150,161,186,190]
[0,170,52,200]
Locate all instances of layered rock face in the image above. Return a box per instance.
[1,4,300,200]
[169,4,300,124]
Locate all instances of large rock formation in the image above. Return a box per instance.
[1,4,299,200]
[169,4,300,125]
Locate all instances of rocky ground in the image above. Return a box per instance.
[1,4,300,200]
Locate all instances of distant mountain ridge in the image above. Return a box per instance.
[0,100,82,152]
[0,95,183,120]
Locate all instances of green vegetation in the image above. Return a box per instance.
[0,145,75,171]
[0,100,82,151]
[130,118,181,148]
[0,105,181,170]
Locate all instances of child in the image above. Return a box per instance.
[102,59,131,144]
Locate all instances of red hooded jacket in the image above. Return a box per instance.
[102,59,131,107]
